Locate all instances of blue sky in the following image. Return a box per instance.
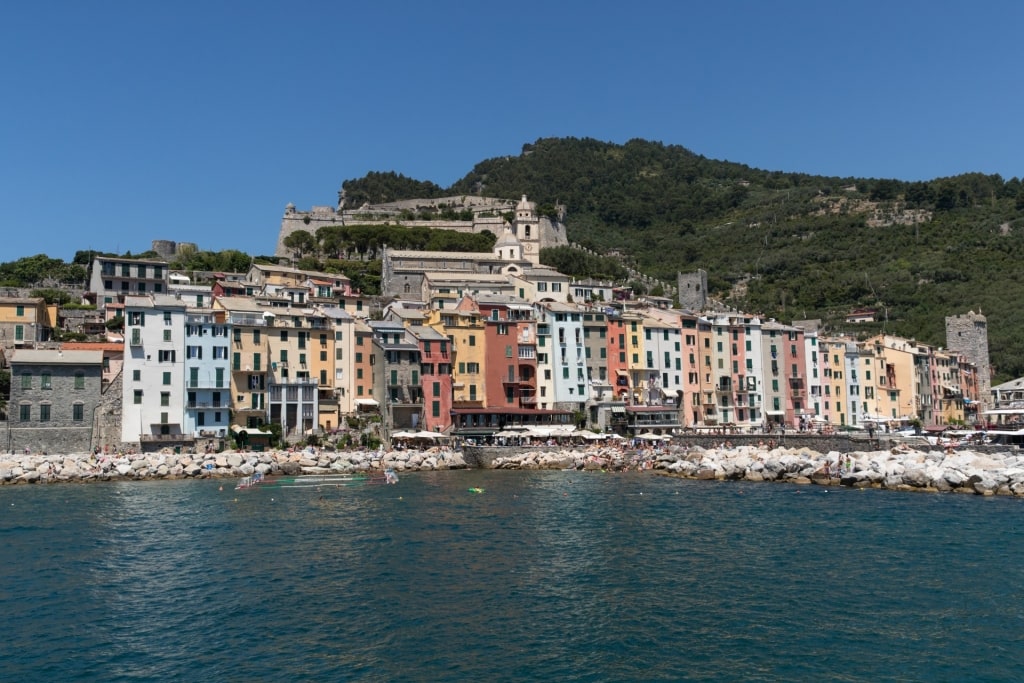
[2,1,1022,262]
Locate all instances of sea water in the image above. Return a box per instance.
[1,471,1022,682]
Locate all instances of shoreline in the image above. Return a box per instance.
[0,446,468,485]
[3,440,1024,496]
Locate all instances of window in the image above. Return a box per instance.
[163,372,171,385]
[163,330,172,342]
[20,404,30,421]
[39,404,51,422]
[75,372,85,389]
[134,390,143,404]
[73,403,84,421]
[21,373,31,389]
[164,311,172,325]
[161,392,170,407]
[468,335,476,347]
[41,372,52,390]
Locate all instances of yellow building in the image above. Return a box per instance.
[865,335,918,423]
[819,338,850,426]
[621,312,647,404]
[214,298,271,430]
[428,299,487,407]
[0,297,54,347]
[264,308,324,438]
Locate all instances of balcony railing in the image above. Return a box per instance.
[140,433,195,442]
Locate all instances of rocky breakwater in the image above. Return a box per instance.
[480,443,1024,496]
[0,447,468,485]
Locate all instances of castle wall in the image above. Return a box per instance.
[275,202,565,258]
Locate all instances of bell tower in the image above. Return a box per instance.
[514,194,541,265]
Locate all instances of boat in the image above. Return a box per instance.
[235,472,266,490]
[239,471,401,489]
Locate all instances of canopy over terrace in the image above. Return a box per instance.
[451,407,574,438]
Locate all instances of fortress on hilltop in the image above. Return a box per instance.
[275,192,568,266]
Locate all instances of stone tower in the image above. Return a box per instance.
[514,195,541,265]
[677,270,708,311]
[945,310,992,412]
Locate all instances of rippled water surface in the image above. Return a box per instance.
[2,472,1023,681]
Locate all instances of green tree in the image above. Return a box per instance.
[283,230,318,260]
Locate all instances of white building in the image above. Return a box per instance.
[122,294,188,445]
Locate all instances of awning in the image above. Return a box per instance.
[611,406,626,414]
[615,369,629,377]
[231,424,272,436]
[355,398,379,407]
[661,388,679,398]
[766,410,785,415]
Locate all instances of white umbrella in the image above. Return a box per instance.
[636,432,662,440]
[413,430,442,439]
[391,431,416,439]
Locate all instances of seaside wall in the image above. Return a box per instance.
[464,434,885,468]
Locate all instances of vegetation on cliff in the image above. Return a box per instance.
[349,138,1024,379]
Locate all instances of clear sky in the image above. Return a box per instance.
[2,1,1021,262]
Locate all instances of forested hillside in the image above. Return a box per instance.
[4,137,1023,380]
[345,137,1024,380]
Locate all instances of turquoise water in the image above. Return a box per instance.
[1,472,1022,682]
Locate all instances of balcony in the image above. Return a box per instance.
[140,433,195,443]
[187,380,228,390]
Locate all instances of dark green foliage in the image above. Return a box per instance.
[169,249,253,273]
[30,288,73,305]
[314,224,494,260]
[539,246,628,280]
[0,255,86,286]
[341,171,446,207]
